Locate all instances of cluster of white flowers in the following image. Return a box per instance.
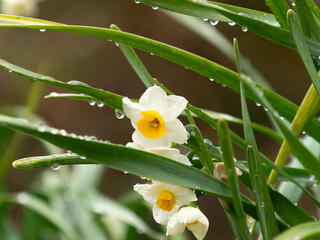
[123,86,209,239]
[1,0,40,17]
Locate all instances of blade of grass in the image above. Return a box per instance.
[235,38,279,238]
[218,119,251,239]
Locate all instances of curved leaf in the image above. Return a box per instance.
[273,221,320,240]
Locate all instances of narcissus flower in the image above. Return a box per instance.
[167,206,209,240]
[1,0,38,16]
[213,162,242,181]
[134,181,197,224]
[122,86,188,148]
[126,142,191,166]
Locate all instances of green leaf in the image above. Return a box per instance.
[45,92,97,102]
[294,0,320,40]
[218,120,251,239]
[1,19,320,144]
[109,24,155,88]
[0,192,80,240]
[306,0,320,21]
[273,222,320,240]
[235,38,279,238]
[239,170,315,227]
[245,77,320,183]
[137,0,320,55]
[287,9,320,96]
[265,0,290,29]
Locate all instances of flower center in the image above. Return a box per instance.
[137,110,167,139]
[156,190,175,211]
[187,220,199,226]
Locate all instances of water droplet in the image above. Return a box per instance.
[70,133,76,138]
[115,109,125,119]
[150,52,154,55]
[115,42,119,47]
[222,84,226,87]
[67,80,91,87]
[302,131,306,135]
[228,22,236,26]
[123,171,128,174]
[134,0,140,3]
[292,2,296,7]
[50,163,60,170]
[210,20,219,26]
[51,128,59,134]
[5,68,12,73]
[49,92,59,97]
[256,103,261,107]
[241,26,248,32]
[97,102,104,108]
[264,108,269,112]
[309,175,315,181]
[261,202,264,207]
[80,156,86,159]
[29,77,37,82]
[38,126,46,132]
[280,116,284,120]
[152,6,158,10]
[39,29,46,32]
[202,18,208,22]
[17,192,29,204]
[209,78,214,82]
[59,129,67,136]
[293,202,298,206]
[89,101,96,106]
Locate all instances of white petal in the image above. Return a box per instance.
[167,212,186,236]
[147,147,191,166]
[165,119,188,144]
[139,86,167,112]
[174,189,198,205]
[178,207,209,240]
[132,130,172,148]
[122,97,143,128]
[152,204,178,224]
[162,95,188,121]
[133,183,157,204]
[126,142,145,150]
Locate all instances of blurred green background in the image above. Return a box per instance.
[1,0,319,239]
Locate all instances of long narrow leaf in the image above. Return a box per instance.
[265,0,290,29]
[273,222,320,240]
[218,120,251,239]
[236,39,279,238]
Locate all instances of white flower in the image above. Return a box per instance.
[213,162,242,181]
[126,142,191,166]
[134,181,197,224]
[1,0,38,17]
[122,86,188,148]
[167,206,209,240]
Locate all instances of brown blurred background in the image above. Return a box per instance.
[1,0,320,239]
